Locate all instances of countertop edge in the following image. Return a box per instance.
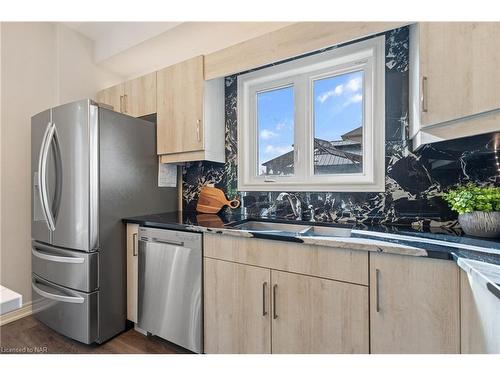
[122,216,500,266]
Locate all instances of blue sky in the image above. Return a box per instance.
[257,70,363,174]
[314,71,364,141]
[257,86,294,173]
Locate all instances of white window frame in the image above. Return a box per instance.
[237,36,385,192]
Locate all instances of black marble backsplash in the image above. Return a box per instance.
[182,26,500,227]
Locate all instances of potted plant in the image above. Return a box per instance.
[442,183,500,238]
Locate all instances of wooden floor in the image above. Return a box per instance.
[0,316,190,354]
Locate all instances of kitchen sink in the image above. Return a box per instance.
[231,220,311,234]
[229,220,352,237]
[300,225,352,237]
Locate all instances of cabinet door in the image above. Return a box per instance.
[157,55,204,155]
[124,72,157,117]
[370,253,460,353]
[419,22,500,126]
[271,270,369,354]
[126,223,139,323]
[96,83,124,113]
[204,258,271,354]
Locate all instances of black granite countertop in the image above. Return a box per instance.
[123,211,500,266]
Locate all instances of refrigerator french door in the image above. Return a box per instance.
[32,100,98,251]
[31,99,177,344]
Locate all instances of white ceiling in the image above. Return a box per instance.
[62,22,292,80]
[63,22,182,62]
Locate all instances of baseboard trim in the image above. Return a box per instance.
[0,302,33,326]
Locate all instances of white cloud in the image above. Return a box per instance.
[342,93,363,107]
[260,129,278,140]
[317,75,363,104]
[349,93,363,103]
[264,144,293,156]
[317,84,343,103]
[346,77,362,92]
[275,122,286,130]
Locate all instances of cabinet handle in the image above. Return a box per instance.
[272,284,278,319]
[262,282,268,316]
[196,119,201,142]
[119,95,123,113]
[123,94,128,113]
[422,76,428,113]
[375,268,381,312]
[133,232,138,256]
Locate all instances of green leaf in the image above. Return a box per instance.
[441,183,500,214]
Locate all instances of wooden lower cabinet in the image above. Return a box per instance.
[126,223,139,323]
[271,270,369,354]
[370,253,460,353]
[203,256,369,354]
[204,258,271,354]
[203,234,463,354]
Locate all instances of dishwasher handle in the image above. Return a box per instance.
[139,237,185,248]
[138,227,203,252]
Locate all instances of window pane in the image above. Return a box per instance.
[257,86,294,176]
[313,71,364,175]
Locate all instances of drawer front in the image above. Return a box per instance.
[31,274,98,344]
[203,234,369,286]
[32,241,98,292]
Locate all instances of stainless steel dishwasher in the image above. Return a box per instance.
[137,227,202,353]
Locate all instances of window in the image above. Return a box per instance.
[237,36,385,192]
[257,86,295,176]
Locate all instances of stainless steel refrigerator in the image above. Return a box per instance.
[31,99,177,344]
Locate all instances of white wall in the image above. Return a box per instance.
[55,24,124,104]
[0,22,122,308]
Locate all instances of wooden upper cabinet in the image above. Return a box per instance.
[123,72,157,117]
[157,56,204,155]
[415,22,500,127]
[97,72,156,117]
[204,258,271,354]
[370,253,460,353]
[157,56,225,164]
[204,22,406,80]
[96,83,124,113]
[271,270,369,354]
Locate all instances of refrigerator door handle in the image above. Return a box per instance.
[50,125,62,226]
[39,122,59,231]
[32,248,85,264]
[32,278,84,304]
[37,122,53,230]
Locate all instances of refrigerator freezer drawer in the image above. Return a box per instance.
[32,241,98,292]
[32,274,98,344]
